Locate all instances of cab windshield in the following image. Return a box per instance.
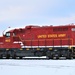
[5,32,10,38]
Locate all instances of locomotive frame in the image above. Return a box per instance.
[0,24,75,59]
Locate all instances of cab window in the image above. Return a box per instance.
[13,33,16,36]
[72,28,75,31]
[5,32,10,38]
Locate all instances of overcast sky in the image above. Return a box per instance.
[0,0,75,35]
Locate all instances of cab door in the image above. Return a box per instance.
[5,32,11,43]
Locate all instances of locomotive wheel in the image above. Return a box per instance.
[12,56,16,59]
[61,50,72,59]
[6,54,10,59]
[66,57,71,59]
[19,57,22,59]
[35,51,43,57]
[66,56,72,59]
[53,57,59,60]
[46,51,53,59]
[46,56,53,59]
[0,54,3,59]
[12,51,16,59]
[12,55,16,59]
[73,57,75,59]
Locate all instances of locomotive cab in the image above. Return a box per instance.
[0,29,21,49]
[4,30,16,37]
[5,32,11,38]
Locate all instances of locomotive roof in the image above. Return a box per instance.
[25,24,75,28]
[4,24,75,34]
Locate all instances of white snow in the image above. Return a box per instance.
[3,27,24,35]
[0,59,75,75]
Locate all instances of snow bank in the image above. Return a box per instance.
[0,60,75,75]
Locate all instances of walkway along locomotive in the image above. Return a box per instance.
[0,24,75,59]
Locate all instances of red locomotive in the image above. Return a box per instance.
[0,24,75,59]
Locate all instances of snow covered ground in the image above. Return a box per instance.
[0,59,75,75]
